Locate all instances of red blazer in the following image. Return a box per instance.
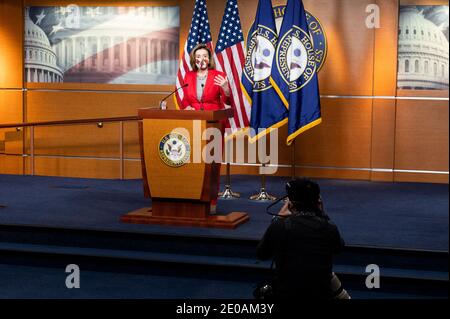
[180,70,231,110]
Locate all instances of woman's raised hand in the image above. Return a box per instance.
[214,75,230,96]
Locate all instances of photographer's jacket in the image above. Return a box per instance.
[257,212,345,299]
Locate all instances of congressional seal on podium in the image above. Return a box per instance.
[159,133,191,167]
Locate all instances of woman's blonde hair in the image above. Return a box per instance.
[189,43,215,71]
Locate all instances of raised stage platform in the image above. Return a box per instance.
[0,174,447,251]
[0,174,448,299]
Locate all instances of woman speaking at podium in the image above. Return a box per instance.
[180,43,231,111]
[179,43,231,213]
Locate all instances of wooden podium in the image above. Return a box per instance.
[120,108,249,229]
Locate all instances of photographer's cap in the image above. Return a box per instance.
[286,178,320,206]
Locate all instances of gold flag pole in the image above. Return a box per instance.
[219,135,240,199]
[291,139,296,179]
[218,162,241,199]
[250,163,277,201]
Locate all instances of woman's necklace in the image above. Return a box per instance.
[197,72,208,80]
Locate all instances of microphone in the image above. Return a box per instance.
[159,83,189,109]
[200,83,205,111]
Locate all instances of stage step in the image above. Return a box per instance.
[0,241,448,299]
[0,241,271,270]
[0,261,440,300]
[0,223,448,298]
[0,241,447,283]
[0,223,448,274]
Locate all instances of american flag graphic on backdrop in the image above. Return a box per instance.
[25,6,180,84]
[214,0,250,133]
[174,0,213,108]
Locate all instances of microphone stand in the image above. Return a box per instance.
[159,83,188,110]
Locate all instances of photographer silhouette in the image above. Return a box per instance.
[256,178,349,300]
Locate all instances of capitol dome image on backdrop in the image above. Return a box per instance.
[397,5,449,90]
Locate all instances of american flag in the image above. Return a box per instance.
[214,0,250,133]
[174,0,213,108]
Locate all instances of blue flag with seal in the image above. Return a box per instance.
[242,0,288,142]
[270,0,321,145]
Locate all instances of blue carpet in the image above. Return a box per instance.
[0,174,448,251]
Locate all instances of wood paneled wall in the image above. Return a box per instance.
[0,0,24,174]
[0,0,448,183]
